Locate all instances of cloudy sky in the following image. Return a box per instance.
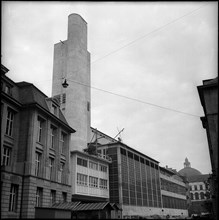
[2,1,218,174]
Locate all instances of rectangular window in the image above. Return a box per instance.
[62,192,67,202]
[60,162,65,182]
[77,157,87,167]
[5,85,12,95]
[60,132,66,154]
[62,93,66,104]
[5,109,14,136]
[89,161,98,170]
[2,146,11,166]
[89,176,98,188]
[49,157,54,180]
[37,118,43,143]
[9,184,18,212]
[99,179,108,189]
[50,126,56,149]
[77,173,88,186]
[36,187,43,207]
[50,190,56,206]
[100,164,107,173]
[51,104,57,115]
[200,185,203,190]
[35,152,41,176]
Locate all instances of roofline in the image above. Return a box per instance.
[159,166,175,175]
[100,141,159,163]
[23,102,76,133]
[90,127,117,142]
[71,150,112,163]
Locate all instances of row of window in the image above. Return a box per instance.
[35,152,65,182]
[190,192,206,200]
[5,183,67,213]
[190,184,205,191]
[162,195,187,209]
[161,178,186,196]
[77,157,107,173]
[37,117,67,153]
[77,173,108,189]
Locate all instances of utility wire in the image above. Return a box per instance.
[91,2,210,64]
[67,79,200,118]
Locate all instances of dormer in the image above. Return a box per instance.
[46,97,60,117]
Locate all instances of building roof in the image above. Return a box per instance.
[52,202,80,210]
[178,158,202,177]
[73,202,113,211]
[187,174,209,183]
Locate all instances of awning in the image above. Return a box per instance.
[52,201,81,210]
[73,202,113,211]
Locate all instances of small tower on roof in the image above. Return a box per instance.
[184,157,191,168]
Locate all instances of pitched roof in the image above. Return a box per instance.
[73,202,112,211]
[52,202,81,210]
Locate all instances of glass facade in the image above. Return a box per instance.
[161,179,186,196]
[162,195,186,209]
[107,146,162,207]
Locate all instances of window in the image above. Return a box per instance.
[9,184,18,212]
[87,101,90,111]
[35,152,41,176]
[190,193,194,200]
[62,192,67,202]
[36,187,43,207]
[77,173,88,186]
[200,185,203,190]
[50,190,56,205]
[37,118,43,143]
[62,93,66,104]
[51,104,57,115]
[50,126,56,149]
[99,179,108,189]
[49,157,54,180]
[89,161,98,170]
[5,85,12,95]
[200,192,205,200]
[2,146,11,166]
[89,176,98,188]
[77,157,87,167]
[60,132,66,154]
[195,192,199,200]
[194,185,197,191]
[60,162,65,182]
[100,164,107,173]
[5,108,14,136]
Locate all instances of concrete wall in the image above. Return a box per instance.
[52,14,91,151]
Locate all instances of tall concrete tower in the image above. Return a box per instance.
[52,14,91,151]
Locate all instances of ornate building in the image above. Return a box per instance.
[178,158,210,217]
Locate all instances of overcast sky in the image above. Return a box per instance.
[2,1,218,174]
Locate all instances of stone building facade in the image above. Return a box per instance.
[1,64,75,218]
[197,77,218,220]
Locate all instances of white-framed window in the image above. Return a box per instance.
[99,179,108,189]
[37,117,43,143]
[35,152,41,176]
[50,190,56,206]
[2,146,11,166]
[77,173,88,186]
[77,157,87,167]
[89,176,98,188]
[60,132,66,154]
[36,187,43,207]
[5,108,14,136]
[100,164,107,173]
[9,184,18,212]
[49,157,54,180]
[89,161,98,170]
[50,125,56,149]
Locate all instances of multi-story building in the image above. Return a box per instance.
[70,150,111,202]
[90,128,188,218]
[197,77,218,220]
[159,167,188,218]
[178,158,211,217]
[1,64,75,218]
